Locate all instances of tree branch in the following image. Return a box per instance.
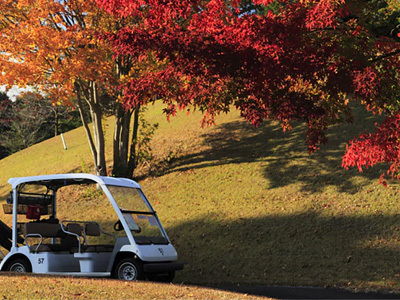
[370,49,400,63]
[74,81,97,161]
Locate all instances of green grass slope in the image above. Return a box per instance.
[0,102,399,293]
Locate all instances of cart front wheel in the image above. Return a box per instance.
[114,258,144,281]
[7,258,32,273]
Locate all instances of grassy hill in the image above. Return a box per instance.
[0,102,399,293]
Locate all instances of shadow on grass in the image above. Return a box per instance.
[168,105,387,194]
[73,213,400,290]
[170,211,400,289]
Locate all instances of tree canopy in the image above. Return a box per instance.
[96,0,400,181]
[0,0,114,174]
[0,0,114,103]
[1,0,400,181]
[0,0,157,178]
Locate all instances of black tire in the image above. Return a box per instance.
[114,258,144,281]
[147,271,175,283]
[7,257,32,273]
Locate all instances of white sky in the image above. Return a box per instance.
[0,85,34,101]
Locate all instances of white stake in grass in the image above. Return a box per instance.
[61,133,67,150]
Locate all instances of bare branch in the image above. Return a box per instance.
[370,49,400,63]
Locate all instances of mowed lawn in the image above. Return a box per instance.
[0,102,399,293]
[0,274,269,300]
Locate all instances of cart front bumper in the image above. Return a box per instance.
[143,262,184,273]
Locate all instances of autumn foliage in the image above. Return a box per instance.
[95,0,400,181]
[0,0,146,177]
[1,0,400,181]
[342,114,400,185]
[97,0,352,145]
[0,0,114,103]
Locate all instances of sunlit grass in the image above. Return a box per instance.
[0,274,267,300]
[0,102,399,293]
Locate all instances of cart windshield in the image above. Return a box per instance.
[107,186,168,245]
[108,186,152,213]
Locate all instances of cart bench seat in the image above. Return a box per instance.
[24,222,114,253]
[23,222,78,253]
[23,222,65,239]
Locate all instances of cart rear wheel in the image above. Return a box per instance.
[7,257,32,273]
[114,258,144,281]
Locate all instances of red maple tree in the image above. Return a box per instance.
[97,0,400,181]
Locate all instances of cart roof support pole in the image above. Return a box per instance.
[12,188,17,249]
[52,189,57,244]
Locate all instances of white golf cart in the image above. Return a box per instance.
[0,174,183,281]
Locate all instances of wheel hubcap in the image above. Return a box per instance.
[119,263,137,280]
[10,263,26,273]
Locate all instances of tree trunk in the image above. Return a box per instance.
[112,104,133,177]
[89,82,107,176]
[54,108,59,137]
[120,110,131,168]
[75,82,99,171]
[112,55,136,178]
[126,106,140,179]
[74,81,107,176]
[113,105,123,176]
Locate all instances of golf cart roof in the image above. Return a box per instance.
[8,173,141,190]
